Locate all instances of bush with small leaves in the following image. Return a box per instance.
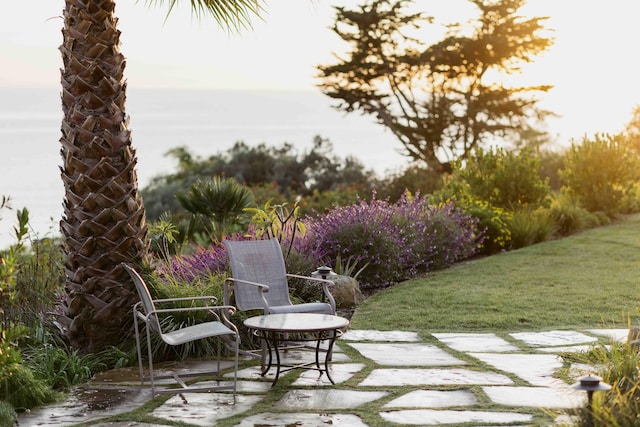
[560,133,640,216]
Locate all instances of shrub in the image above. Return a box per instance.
[0,342,58,411]
[164,243,229,283]
[567,338,640,426]
[507,207,555,249]
[450,146,550,210]
[303,194,481,286]
[431,195,511,256]
[546,192,600,237]
[0,401,17,426]
[560,133,640,216]
[304,196,411,286]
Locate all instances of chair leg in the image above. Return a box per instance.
[145,327,157,396]
[133,315,146,386]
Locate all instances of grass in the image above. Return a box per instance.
[351,213,640,334]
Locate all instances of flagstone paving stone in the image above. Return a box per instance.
[359,367,514,386]
[483,386,586,408]
[383,389,478,408]
[18,328,621,427]
[347,342,466,366]
[275,389,389,410]
[152,394,263,426]
[469,352,568,388]
[510,330,599,347]
[233,412,369,426]
[379,409,534,425]
[341,329,421,342]
[292,362,365,386]
[432,332,521,353]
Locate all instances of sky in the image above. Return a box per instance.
[2,0,640,145]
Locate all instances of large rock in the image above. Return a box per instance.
[330,275,365,309]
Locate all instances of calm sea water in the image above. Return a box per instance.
[0,87,405,248]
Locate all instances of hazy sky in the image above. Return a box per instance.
[2,0,640,142]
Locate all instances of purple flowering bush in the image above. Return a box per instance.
[303,194,481,286]
[164,244,229,283]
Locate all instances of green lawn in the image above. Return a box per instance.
[351,213,640,334]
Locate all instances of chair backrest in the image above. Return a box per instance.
[224,238,292,312]
[123,264,162,333]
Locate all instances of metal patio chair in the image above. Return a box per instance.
[223,238,336,364]
[123,263,239,399]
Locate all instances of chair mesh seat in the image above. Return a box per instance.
[162,321,236,346]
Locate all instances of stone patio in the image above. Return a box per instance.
[18,328,626,426]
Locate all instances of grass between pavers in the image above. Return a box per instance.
[70,215,640,427]
[351,213,640,334]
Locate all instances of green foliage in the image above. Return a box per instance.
[148,214,183,258]
[507,207,555,249]
[452,146,550,210]
[0,201,29,340]
[458,198,511,255]
[298,184,372,216]
[0,341,58,411]
[23,343,132,390]
[560,133,640,216]
[176,176,255,242]
[546,192,600,237]
[142,138,375,222]
[246,200,306,261]
[10,237,65,346]
[318,0,553,170]
[376,165,444,202]
[0,400,17,426]
[567,336,640,426]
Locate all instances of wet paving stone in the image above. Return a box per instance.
[383,389,478,408]
[483,386,586,408]
[359,368,513,386]
[292,362,365,386]
[18,328,618,426]
[17,387,151,427]
[469,353,565,387]
[380,408,533,425]
[510,330,598,347]
[152,393,263,426]
[433,332,521,353]
[341,329,421,342]
[233,412,369,426]
[275,389,389,410]
[348,342,466,366]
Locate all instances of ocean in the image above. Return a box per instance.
[0,87,406,248]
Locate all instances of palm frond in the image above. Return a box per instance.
[141,0,266,32]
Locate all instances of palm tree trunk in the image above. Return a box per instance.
[58,0,149,352]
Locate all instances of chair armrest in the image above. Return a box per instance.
[224,277,270,291]
[224,277,271,311]
[152,295,218,306]
[286,274,337,314]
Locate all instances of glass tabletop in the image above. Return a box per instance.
[244,313,349,333]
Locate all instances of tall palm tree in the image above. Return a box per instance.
[57,0,264,353]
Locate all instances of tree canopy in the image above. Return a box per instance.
[317,0,554,172]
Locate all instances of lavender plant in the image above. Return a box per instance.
[304,194,481,286]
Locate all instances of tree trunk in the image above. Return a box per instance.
[58,0,149,353]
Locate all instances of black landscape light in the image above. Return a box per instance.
[571,374,611,427]
[312,266,336,280]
